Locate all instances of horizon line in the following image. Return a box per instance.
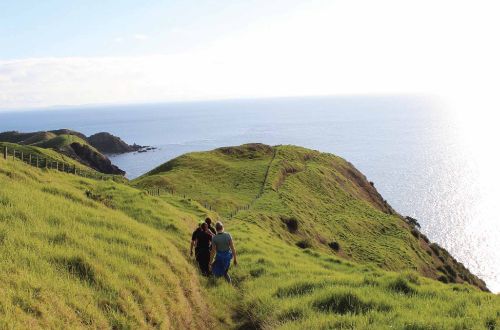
[0,93,439,114]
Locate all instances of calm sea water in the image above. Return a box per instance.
[0,96,498,292]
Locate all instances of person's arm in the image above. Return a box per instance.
[190,239,197,257]
[229,239,237,266]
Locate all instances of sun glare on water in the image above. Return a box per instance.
[441,95,500,292]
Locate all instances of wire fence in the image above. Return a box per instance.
[145,147,279,219]
[2,145,113,180]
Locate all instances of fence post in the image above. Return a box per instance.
[56,162,59,171]
[73,166,76,174]
[13,150,16,161]
[3,146,6,160]
[29,154,32,165]
[36,156,39,167]
[21,152,24,162]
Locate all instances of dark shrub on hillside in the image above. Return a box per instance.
[388,278,417,295]
[411,228,420,239]
[85,190,115,209]
[281,216,299,233]
[437,275,449,283]
[485,317,497,330]
[405,216,421,228]
[249,268,266,278]
[296,239,312,249]
[58,256,96,285]
[429,243,441,255]
[444,264,457,278]
[328,241,340,251]
[421,234,430,243]
[313,292,376,315]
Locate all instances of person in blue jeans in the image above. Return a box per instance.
[210,221,238,283]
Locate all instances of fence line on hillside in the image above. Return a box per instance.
[2,143,280,221]
[1,145,110,180]
[147,147,279,220]
[227,147,278,218]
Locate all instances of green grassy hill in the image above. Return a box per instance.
[134,144,486,290]
[0,144,498,329]
[0,155,219,329]
[1,141,93,171]
[0,130,125,175]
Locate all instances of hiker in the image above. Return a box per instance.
[210,221,237,283]
[205,217,216,235]
[190,222,213,276]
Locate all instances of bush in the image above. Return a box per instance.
[313,292,375,315]
[485,317,497,330]
[281,216,299,233]
[296,239,312,249]
[405,216,421,228]
[437,275,449,283]
[429,243,441,256]
[328,241,340,251]
[58,256,96,285]
[444,264,457,278]
[388,278,417,295]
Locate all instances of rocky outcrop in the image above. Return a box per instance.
[67,143,125,175]
[88,132,143,154]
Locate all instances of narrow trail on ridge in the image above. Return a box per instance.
[228,146,277,219]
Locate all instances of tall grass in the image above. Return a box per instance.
[1,144,499,329]
[0,157,221,328]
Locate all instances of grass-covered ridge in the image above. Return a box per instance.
[134,144,487,290]
[0,156,220,328]
[1,143,498,329]
[0,130,126,175]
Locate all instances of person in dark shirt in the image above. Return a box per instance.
[190,222,203,260]
[191,222,213,275]
[205,217,216,235]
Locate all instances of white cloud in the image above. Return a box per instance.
[1,0,499,111]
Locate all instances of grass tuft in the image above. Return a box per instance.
[388,277,417,295]
[313,291,376,315]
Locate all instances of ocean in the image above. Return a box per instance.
[0,95,498,292]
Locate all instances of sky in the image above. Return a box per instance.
[0,0,499,112]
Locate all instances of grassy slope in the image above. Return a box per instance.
[0,156,221,329]
[1,145,498,329]
[0,141,92,171]
[136,144,274,214]
[33,134,98,153]
[135,144,499,329]
[135,144,484,287]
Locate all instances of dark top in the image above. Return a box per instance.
[193,229,213,250]
[207,225,216,235]
[191,228,201,241]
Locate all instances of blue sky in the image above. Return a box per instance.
[0,0,499,111]
[0,0,301,59]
